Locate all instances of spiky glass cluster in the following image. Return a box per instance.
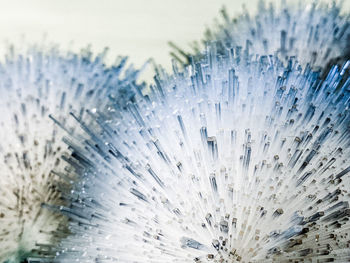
[0,1,349,263]
[56,47,350,263]
[170,0,350,70]
[0,46,141,262]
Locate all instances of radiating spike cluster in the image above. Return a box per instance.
[170,0,350,71]
[0,46,142,262]
[55,44,350,262]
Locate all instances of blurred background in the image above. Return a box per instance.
[0,0,348,81]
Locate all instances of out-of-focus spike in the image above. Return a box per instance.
[0,45,145,262]
[170,1,350,72]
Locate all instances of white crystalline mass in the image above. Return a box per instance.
[0,46,141,262]
[56,48,350,262]
[171,0,350,70]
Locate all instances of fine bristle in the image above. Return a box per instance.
[0,46,143,262]
[55,45,350,262]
